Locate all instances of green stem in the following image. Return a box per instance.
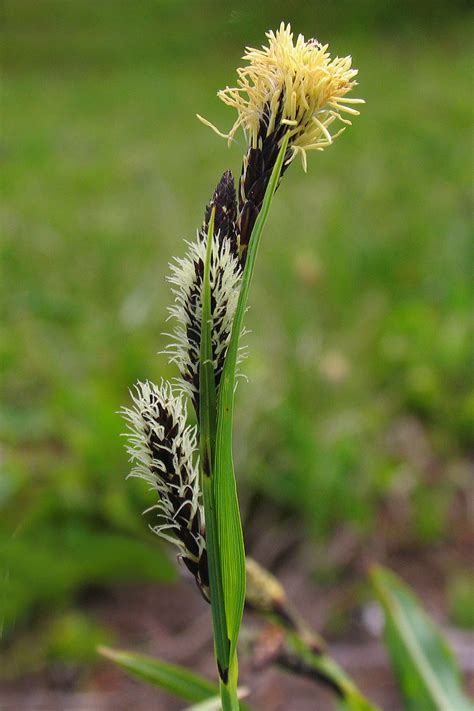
[219,675,239,711]
[226,654,240,711]
[199,209,236,707]
[213,134,291,666]
[203,139,290,707]
[202,476,230,681]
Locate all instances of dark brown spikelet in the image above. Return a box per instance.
[122,380,209,600]
[238,98,292,263]
[167,172,243,418]
[203,169,239,257]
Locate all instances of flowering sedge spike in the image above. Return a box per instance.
[116,25,366,711]
[165,171,243,415]
[198,22,364,258]
[121,380,209,598]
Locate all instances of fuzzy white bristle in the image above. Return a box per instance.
[121,380,206,564]
[164,230,244,411]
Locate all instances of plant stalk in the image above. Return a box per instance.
[199,209,237,708]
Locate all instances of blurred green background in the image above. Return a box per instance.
[1,0,473,685]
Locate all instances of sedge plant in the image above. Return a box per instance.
[120,23,363,709]
[102,23,472,711]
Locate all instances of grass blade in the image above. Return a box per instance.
[202,475,230,682]
[214,134,290,660]
[199,208,231,684]
[371,566,473,711]
[98,646,216,702]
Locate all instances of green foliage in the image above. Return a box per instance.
[199,211,233,699]
[98,647,218,703]
[214,139,290,674]
[98,646,258,711]
[201,138,290,706]
[98,646,254,709]
[371,566,474,711]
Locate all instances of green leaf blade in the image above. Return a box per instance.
[371,566,473,711]
[202,476,230,679]
[214,134,290,659]
[199,208,231,682]
[98,647,217,702]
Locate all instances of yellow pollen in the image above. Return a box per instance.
[198,23,364,170]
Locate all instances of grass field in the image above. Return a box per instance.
[1,0,473,678]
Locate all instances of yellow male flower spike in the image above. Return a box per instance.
[200,22,364,172]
